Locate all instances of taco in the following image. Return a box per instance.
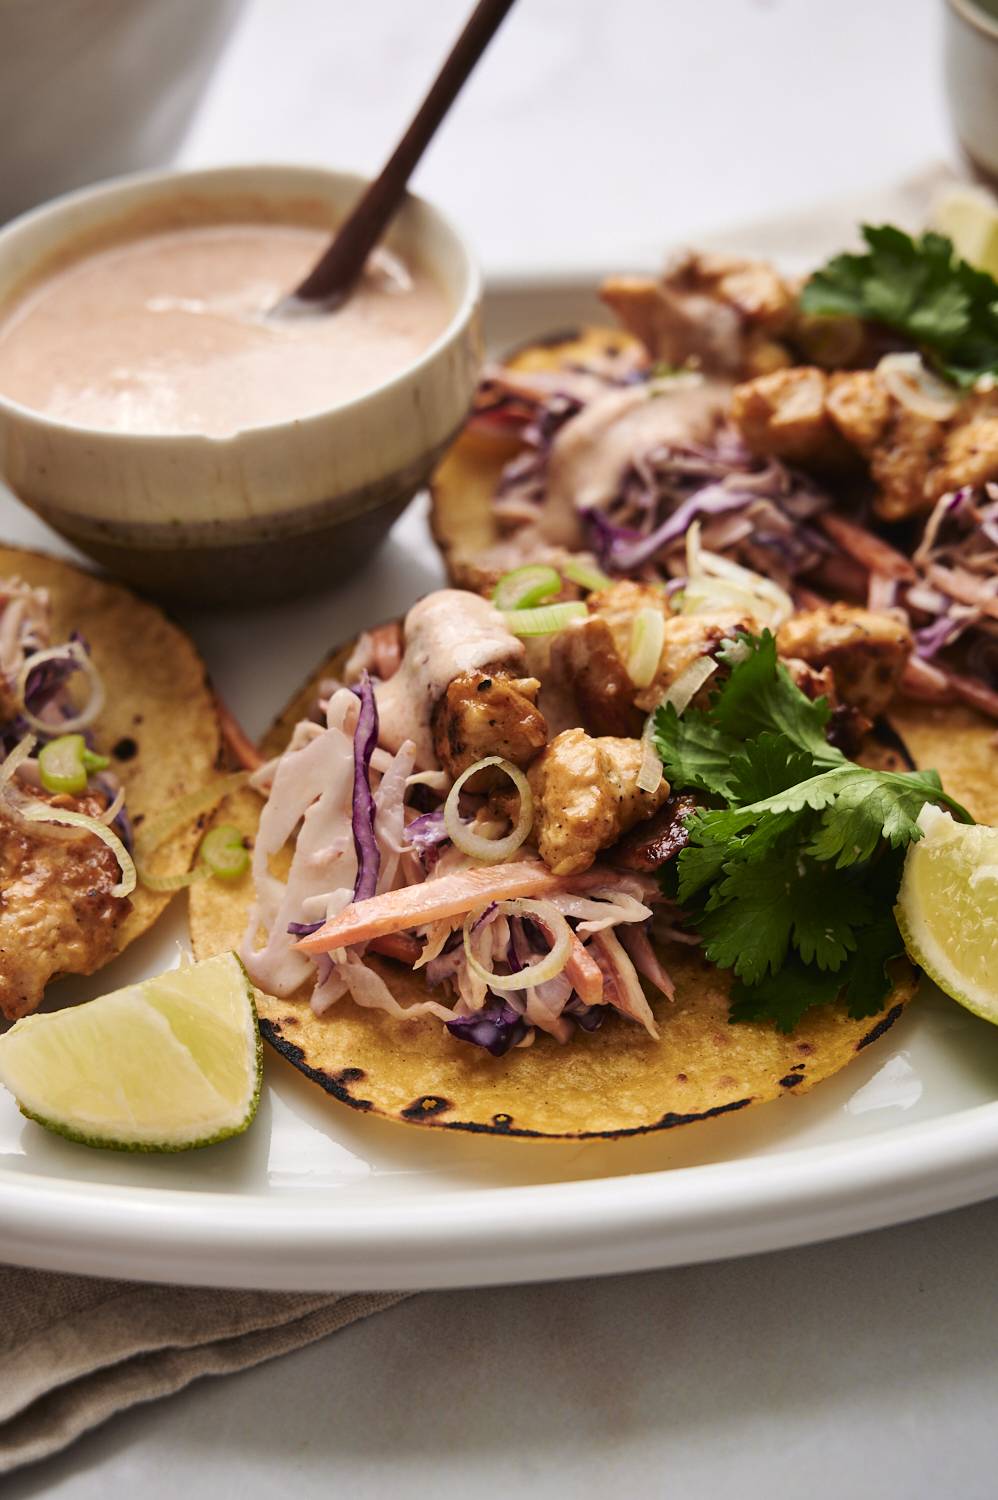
[186,574,984,1141]
[0,545,221,1020]
[431,240,998,764]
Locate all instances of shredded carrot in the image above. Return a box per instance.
[818,513,916,582]
[565,934,604,1006]
[368,932,422,965]
[297,860,590,954]
[215,694,264,772]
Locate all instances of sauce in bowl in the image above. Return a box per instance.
[0,223,452,437]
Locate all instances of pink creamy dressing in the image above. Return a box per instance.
[375,590,526,766]
[0,223,451,437]
[536,378,732,547]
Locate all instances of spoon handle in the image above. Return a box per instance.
[291,0,516,307]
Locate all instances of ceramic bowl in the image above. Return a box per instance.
[0,164,482,604]
[944,0,998,186]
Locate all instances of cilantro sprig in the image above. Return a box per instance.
[800,224,998,389]
[653,633,972,1031]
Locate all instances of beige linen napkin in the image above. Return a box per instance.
[0,1264,404,1473]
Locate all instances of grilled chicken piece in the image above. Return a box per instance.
[932,405,998,497]
[635,611,760,714]
[432,669,548,782]
[824,369,891,451]
[782,657,838,705]
[586,580,672,664]
[601,251,796,378]
[0,793,130,1020]
[733,366,998,521]
[775,604,912,718]
[729,366,850,468]
[610,792,701,872]
[376,590,529,767]
[528,728,671,876]
[587,585,760,713]
[549,616,643,738]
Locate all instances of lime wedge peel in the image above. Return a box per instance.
[0,952,261,1152]
[896,804,998,1024]
[932,184,998,279]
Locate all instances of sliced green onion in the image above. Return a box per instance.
[662,655,719,714]
[492,564,562,611]
[502,602,587,637]
[562,558,612,593]
[636,721,663,795]
[444,757,533,863]
[463,898,573,992]
[133,771,250,860]
[16,642,105,736]
[626,607,666,688]
[0,734,36,794]
[136,865,209,894]
[37,734,109,796]
[199,824,250,881]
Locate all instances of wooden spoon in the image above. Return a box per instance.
[276,0,516,315]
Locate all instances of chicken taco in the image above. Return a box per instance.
[430,230,998,820]
[187,567,981,1140]
[0,545,222,1020]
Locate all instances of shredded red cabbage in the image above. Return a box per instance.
[288,919,324,938]
[445,998,529,1056]
[402,809,451,870]
[588,486,755,571]
[564,997,607,1032]
[350,671,381,902]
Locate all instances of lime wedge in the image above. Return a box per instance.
[932,184,998,278]
[896,804,998,1022]
[0,952,261,1151]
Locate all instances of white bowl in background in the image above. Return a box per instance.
[944,0,998,186]
[0,0,245,225]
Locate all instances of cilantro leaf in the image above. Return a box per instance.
[728,912,904,1033]
[729,956,843,1032]
[807,767,960,868]
[652,701,740,800]
[710,632,842,766]
[838,911,906,1019]
[728,732,821,804]
[674,836,731,903]
[697,848,802,982]
[697,850,869,984]
[655,626,970,1032]
[800,224,998,388]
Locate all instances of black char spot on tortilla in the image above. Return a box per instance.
[856,1004,905,1052]
[259,1021,374,1111]
[401,1096,453,1121]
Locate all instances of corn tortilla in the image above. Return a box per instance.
[1,544,222,978]
[188,637,920,1141]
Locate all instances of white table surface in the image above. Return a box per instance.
[9,0,996,1494]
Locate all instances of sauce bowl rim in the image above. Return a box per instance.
[0,160,482,447]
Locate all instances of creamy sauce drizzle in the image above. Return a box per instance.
[375,590,526,767]
[0,224,451,436]
[536,379,733,547]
